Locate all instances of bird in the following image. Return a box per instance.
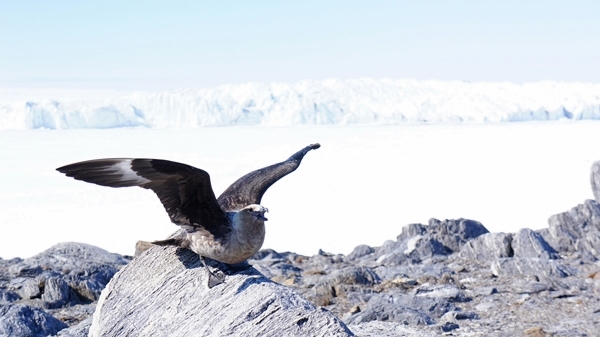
[56,143,320,287]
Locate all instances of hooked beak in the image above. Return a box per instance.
[253,207,268,221]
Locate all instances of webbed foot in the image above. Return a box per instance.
[206,269,225,288]
[200,256,225,288]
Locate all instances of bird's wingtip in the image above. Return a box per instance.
[310,143,321,150]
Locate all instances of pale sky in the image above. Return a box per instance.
[1,1,599,91]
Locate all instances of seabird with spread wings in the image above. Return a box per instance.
[56,143,320,287]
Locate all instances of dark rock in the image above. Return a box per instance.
[0,304,68,337]
[0,289,19,303]
[42,277,77,309]
[66,264,122,302]
[491,258,574,278]
[459,232,513,261]
[592,161,600,203]
[89,246,354,337]
[512,229,559,259]
[440,322,460,332]
[425,218,489,253]
[252,248,284,260]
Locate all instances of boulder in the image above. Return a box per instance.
[490,258,574,278]
[0,304,67,337]
[545,200,600,255]
[459,232,513,261]
[511,229,559,259]
[592,161,600,203]
[12,242,129,275]
[41,277,78,309]
[347,245,375,261]
[425,218,489,253]
[89,246,354,337]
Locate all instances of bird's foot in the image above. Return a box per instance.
[206,269,226,288]
[200,256,226,288]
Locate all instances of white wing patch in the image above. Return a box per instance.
[108,159,150,184]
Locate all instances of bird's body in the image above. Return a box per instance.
[56,143,320,286]
[170,204,267,264]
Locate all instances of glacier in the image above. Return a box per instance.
[2,79,600,130]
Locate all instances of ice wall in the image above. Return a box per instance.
[2,79,600,130]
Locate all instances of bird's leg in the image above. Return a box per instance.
[200,256,225,288]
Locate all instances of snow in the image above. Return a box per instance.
[1,122,599,259]
[2,79,600,130]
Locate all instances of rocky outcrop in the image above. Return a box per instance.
[511,229,559,259]
[458,232,513,261]
[541,199,600,260]
[0,243,129,337]
[89,246,353,337]
[3,161,600,336]
[349,218,489,267]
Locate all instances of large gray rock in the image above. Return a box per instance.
[42,277,77,309]
[545,200,600,256]
[459,232,513,261]
[10,242,128,276]
[89,246,354,337]
[425,218,489,253]
[0,304,68,337]
[511,229,559,259]
[490,258,574,278]
[592,161,600,203]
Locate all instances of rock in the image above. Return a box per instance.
[51,316,92,337]
[491,258,574,278]
[89,246,353,337]
[0,289,19,303]
[252,249,285,260]
[413,284,468,302]
[347,245,375,261]
[15,278,42,299]
[134,241,153,257]
[459,232,513,261]
[347,321,437,337]
[512,229,559,259]
[425,218,489,253]
[14,242,129,275]
[545,200,600,256]
[396,223,427,242]
[0,304,68,337]
[346,293,457,326]
[592,161,600,203]
[42,277,77,309]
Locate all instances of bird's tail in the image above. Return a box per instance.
[152,238,184,247]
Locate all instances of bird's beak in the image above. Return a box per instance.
[252,211,268,221]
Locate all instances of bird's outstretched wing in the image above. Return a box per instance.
[217,143,320,211]
[56,158,231,239]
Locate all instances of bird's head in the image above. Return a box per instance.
[240,204,269,221]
